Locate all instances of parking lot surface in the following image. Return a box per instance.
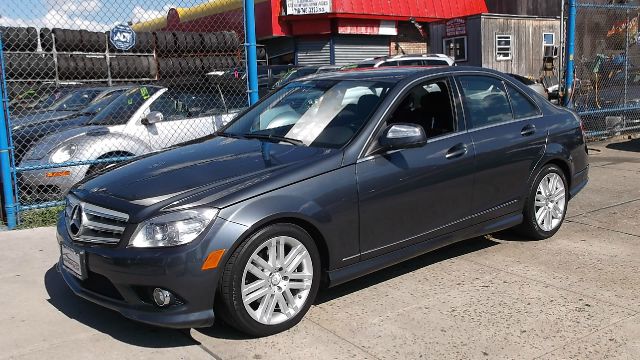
[1,138,640,360]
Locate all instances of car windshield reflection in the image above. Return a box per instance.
[222,80,391,148]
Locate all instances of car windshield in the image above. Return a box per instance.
[222,80,391,149]
[30,87,76,110]
[88,86,161,126]
[79,90,127,115]
[50,88,104,111]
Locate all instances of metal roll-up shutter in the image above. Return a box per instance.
[296,38,330,65]
[333,35,390,66]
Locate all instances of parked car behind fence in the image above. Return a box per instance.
[17,84,243,202]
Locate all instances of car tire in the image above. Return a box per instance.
[40,28,54,52]
[517,164,568,240]
[218,223,321,337]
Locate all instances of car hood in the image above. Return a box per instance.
[23,125,108,161]
[12,110,76,128]
[16,115,91,139]
[74,136,342,221]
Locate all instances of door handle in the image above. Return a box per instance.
[521,124,536,136]
[446,143,468,159]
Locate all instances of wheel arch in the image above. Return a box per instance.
[221,214,332,278]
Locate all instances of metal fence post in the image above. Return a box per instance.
[244,0,259,106]
[564,0,577,106]
[0,37,17,229]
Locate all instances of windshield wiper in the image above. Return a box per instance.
[242,133,305,146]
[215,131,244,139]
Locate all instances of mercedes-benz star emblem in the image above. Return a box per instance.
[68,204,84,237]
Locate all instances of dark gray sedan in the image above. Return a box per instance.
[56,66,589,337]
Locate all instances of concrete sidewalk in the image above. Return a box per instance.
[2,138,640,360]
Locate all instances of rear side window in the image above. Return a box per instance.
[458,76,513,128]
[379,61,398,67]
[398,59,424,66]
[425,59,449,66]
[506,84,541,119]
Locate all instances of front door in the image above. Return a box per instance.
[145,90,220,149]
[356,77,475,259]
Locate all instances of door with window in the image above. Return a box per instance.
[456,75,546,223]
[356,77,476,258]
[145,90,220,149]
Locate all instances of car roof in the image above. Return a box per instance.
[299,66,504,84]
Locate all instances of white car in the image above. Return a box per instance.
[18,85,243,200]
[347,53,456,68]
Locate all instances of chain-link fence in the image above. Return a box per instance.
[568,0,640,140]
[0,0,262,222]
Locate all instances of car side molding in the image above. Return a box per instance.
[326,212,523,287]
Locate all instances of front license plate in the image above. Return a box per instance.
[61,243,86,280]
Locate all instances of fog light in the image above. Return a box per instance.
[152,288,172,307]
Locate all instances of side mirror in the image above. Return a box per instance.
[379,123,427,150]
[142,111,163,125]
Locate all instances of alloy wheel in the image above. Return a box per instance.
[240,236,313,325]
[534,173,566,232]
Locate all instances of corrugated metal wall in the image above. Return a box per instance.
[480,15,559,77]
[333,36,390,65]
[296,38,331,65]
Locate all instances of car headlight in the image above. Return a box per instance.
[129,208,219,248]
[50,144,77,163]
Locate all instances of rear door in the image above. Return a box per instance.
[456,75,547,223]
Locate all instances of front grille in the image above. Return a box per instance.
[65,195,129,245]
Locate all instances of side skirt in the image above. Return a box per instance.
[326,212,523,287]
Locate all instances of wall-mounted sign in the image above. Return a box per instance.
[109,24,136,51]
[286,0,331,15]
[445,18,466,37]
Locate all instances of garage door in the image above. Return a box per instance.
[334,35,390,66]
[296,38,331,65]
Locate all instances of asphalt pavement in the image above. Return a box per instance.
[1,138,640,360]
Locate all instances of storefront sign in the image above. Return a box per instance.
[445,18,466,37]
[286,0,331,15]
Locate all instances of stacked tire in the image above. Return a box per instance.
[5,53,55,80]
[109,56,157,79]
[155,31,240,55]
[1,26,38,52]
[51,28,106,52]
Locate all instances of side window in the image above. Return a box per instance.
[379,61,398,67]
[149,93,189,121]
[388,78,456,138]
[399,59,424,66]
[506,84,541,119]
[425,59,449,66]
[458,76,513,128]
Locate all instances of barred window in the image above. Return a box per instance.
[496,35,512,61]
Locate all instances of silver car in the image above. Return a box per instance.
[18,85,241,200]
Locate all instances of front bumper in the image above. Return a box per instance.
[18,161,89,201]
[55,213,246,329]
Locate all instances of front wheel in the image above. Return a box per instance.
[517,164,568,240]
[218,224,321,337]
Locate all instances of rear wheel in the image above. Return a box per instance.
[218,224,320,337]
[517,164,568,240]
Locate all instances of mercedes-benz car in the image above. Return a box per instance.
[56,66,589,337]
